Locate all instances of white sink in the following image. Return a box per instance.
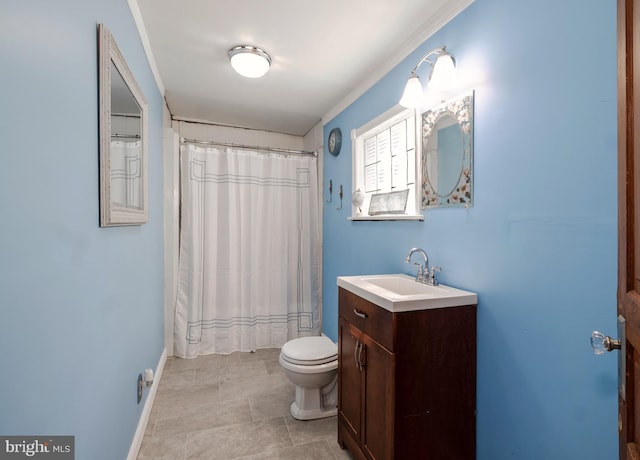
[337,273,477,312]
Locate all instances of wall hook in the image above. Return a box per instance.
[326,179,333,203]
[336,184,343,210]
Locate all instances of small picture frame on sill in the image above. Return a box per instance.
[368,189,409,216]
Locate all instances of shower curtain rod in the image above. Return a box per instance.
[180,137,317,156]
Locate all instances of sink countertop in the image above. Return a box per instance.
[337,273,477,312]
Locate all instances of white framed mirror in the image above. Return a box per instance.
[421,91,474,209]
[98,23,148,226]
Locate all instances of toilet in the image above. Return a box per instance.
[279,335,338,420]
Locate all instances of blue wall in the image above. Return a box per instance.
[0,1,164,459]
[323,0,618,458]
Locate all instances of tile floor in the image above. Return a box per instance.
[137,348,354,459]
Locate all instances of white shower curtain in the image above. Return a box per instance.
[174,143,321,357]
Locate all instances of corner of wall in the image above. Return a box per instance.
[303,121,324,153]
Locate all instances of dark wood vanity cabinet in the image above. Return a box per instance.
[337,287,476,460]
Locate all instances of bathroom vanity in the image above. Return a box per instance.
[336,274,477,460]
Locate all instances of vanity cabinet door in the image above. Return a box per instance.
[338,318,363,443]
[361,332,394,460]
[338,316,395,460]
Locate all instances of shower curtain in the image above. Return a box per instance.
[174,142,320,358]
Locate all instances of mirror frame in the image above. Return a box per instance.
[98,23,148,226]
[421,91,474,209]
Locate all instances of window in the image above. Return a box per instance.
[351,105,422,220]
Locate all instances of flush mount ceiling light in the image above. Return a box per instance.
[399,46,456,109]
[228,45,271,79]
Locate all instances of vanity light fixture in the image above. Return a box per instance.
[399,46,455,108]
[228,45,272,78]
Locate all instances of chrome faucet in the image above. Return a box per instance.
[404,247,440,285]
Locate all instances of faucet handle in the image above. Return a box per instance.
[427,266,441,285]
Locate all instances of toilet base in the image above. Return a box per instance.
[290,401,337,420]
[289,384,337,420]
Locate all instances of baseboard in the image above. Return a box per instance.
[127,347,167,460]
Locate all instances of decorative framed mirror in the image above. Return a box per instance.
[421,91,474,209]
[98,23,148,226]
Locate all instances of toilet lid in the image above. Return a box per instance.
[281,336,337,365]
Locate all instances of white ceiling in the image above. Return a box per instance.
[134,0,472,137]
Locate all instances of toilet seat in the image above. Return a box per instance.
[280,336,337,366]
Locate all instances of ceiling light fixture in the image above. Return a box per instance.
[228,45,271,79]
[399,46,456,109]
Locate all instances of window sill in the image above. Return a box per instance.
[348,214,424,221]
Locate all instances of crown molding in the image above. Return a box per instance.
[127,0,165,95]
